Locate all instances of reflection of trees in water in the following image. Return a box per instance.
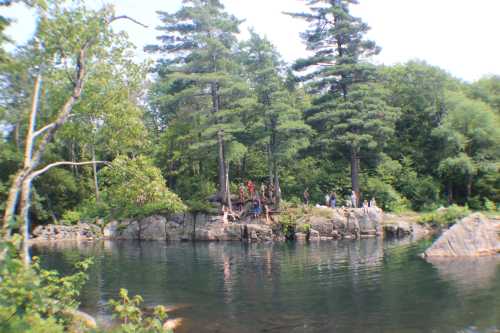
[32,240,500,333]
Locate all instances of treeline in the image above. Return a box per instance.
[1,0,499,229]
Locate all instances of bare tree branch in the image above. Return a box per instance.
[33,123,55,138]
[29,161,110,180]
[109,15,148,28]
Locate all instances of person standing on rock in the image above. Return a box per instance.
[330,191,337,208]
[351,190,358,208]
[268,183,274,204]
[247,180,255,199]
[369,197,377,208]
[325,192,330,206]
[239,184,245,211]
[363,199,369,213]
[303,188,310,205]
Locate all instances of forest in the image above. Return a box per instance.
[1,0,499,231]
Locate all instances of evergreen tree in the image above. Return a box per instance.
[288,0,392,196]
[146,0,250,209]
[240,30,311,205]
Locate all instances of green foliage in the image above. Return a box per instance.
[279,202,300,239]
[0,242,173,333]
[468,75,500,113]
[484,198,497,212]
[381,61,453,173]
[362,177,408,212]
[96,156,186,219]
[60,210,81,225]
[109,289,171,333]
[0,239,92,333]
[298,223,311,234]
[418,205,470,226]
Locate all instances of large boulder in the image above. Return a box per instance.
[298,207,383,239]
[309,215,336,238]
[424,213,500,258]
[140,215,167,240]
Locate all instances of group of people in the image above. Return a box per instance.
[238,180,279,218]
[303,188,377,210]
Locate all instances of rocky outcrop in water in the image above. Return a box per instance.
[31,207,385,242]
[101,214,275,242]
[297,207,384,240]
[32,223,102,241]
[424,213,500,257]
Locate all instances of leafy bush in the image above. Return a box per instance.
[418,204,470,226]
[297,223,311,234]
[0,239,92,333]
[484,198,497,212]
[97,155,186,219]
[109,288,171,333]
[60,210,81,225]
[362,177,409,212]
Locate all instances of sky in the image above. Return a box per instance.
[2,0,500,82]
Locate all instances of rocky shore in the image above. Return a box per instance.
[32,207,402,242]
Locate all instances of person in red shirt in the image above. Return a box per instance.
[246,180,255,199]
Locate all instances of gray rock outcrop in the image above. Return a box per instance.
[300,207,383,240]
[101,214,274,242]
[31,207,385,242]
[32,223,102,241]
[424,213,500,258]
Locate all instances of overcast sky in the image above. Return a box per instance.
[3,0,500,82]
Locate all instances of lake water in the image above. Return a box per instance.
[32,238,500,333]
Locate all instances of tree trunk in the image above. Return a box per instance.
[211,80,227,205]
[225,160,232,211]
[2,74,42,238]
[2,170,26,237]
[217,129,227,203]
[91,145,100,201]
[267,143,273,185]
[466,176,472,200]
[19,178,33,264]
[273,160,281,208]
[350,147,360,199]
[447,182,453,205]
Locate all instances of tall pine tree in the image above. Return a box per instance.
[240,30,311,205]
[147,0,250,209]
[287,0,390,197]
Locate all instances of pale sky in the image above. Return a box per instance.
[2,0,500,82]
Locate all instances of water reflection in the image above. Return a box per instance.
[32,240,500,333]
[427,256,500,294]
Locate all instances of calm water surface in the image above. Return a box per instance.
[32,238,500,333]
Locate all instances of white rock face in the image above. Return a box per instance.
[424,213,500,257]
